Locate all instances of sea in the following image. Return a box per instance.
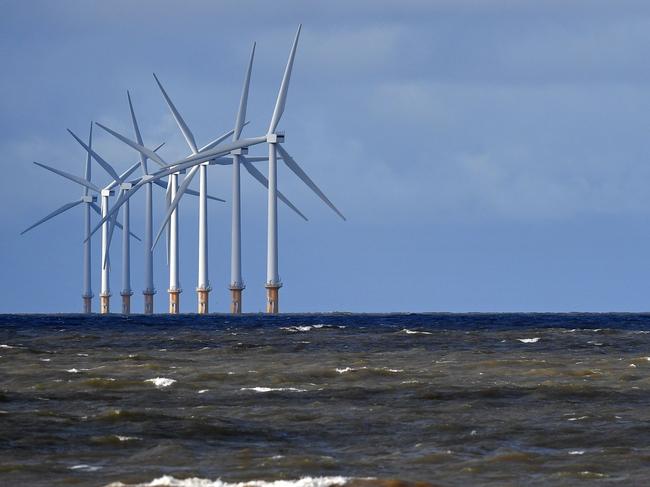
[1,313,650,486]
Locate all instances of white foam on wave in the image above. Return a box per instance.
[401,329,432,335]
[145,377,176,388]
[240,387,307,393]
[66,368,80,373]
[198,389,209,394]
[336,366,366,374]
[70,464,102,472]
[104,475,352,487]
[115,435,141,442]
[0,344,15,349]
[568,450,585,455]
[280,324,346,333]
[517,337,540,343]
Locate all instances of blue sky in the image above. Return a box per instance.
[3,0,650,313]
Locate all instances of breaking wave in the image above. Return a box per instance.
[104,476,352,487]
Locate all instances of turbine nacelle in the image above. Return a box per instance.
[266,133,285,144]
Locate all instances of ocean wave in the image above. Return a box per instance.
[105,476,352,487]
[400,329,432,335]
[240,387,307,393]
[517,337,540,343]
[145,377,176,388]
[336,366,403,375]
[70,464,102,472]
[0,344,16,349]
[280,324,346,333]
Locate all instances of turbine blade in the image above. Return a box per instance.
[95,122,167,167]
[153,73,198,153]
[21,199,84,235]
[84,122,92,194]
[33,161,101,193]
[235,43,255,141]
[187,187,225,202]
[152,166,199,249]
[161,135,267,170]
[90,201,102,217]
[105,161,141,191]
[152,178,224,202]
[198,126,241,153]
[127,90,149,174]
[269,25,301,134]
[276,144,346,221]
[112,212,141,240]
[241,157,308,221]
[67,128,121,183]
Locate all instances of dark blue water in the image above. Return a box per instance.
[1,313,650,486]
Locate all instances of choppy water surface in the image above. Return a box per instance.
[2,313,650,486]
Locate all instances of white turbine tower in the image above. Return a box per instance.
[126,92,158,314]
[229,43,256,314]
[151,73,215,314]
[264,25,346,313]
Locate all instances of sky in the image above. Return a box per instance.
[3,0,650,313]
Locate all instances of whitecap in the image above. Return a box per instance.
[198,389,208,394]
[240,387,307,393]
[115,435,140,442]
[104,475,352,487]
[280,326,314,332]
[70,464,102,472]
[0,344,15,349]
[401,329,432,335]
[40,358,51,362]
[335,366,366,374]
[145,377,176,388]
[517,337,540,343]
[280,324,345,333]
[66,368,80,373]
[569,450,585,455]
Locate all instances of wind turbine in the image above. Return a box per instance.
[263,25,346,313]
[227,42,307,313]
[22,124,141,313]
[21,123,96,312]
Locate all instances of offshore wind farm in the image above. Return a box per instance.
[21,25,345,316]
[5,2,650,487]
